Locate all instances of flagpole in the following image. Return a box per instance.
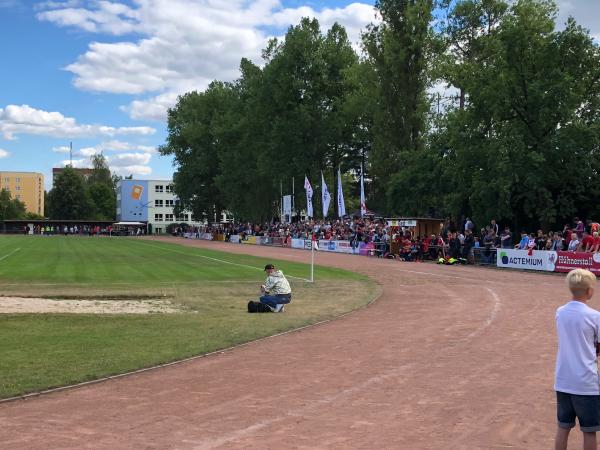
[310,234,315,283]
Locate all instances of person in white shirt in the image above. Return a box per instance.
[555,269,600,450]
[568,233,580,252]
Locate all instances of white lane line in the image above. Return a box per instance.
[465,287,502,340]
[189,365,414,450]
[0,248,20,262]
[136,241,312,282]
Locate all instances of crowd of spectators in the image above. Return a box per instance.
[184,215,600,264]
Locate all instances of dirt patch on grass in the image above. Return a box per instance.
[0,297,182,314]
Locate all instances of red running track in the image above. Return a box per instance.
[0,237,574,449]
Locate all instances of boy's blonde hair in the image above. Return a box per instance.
[566,269,597,296]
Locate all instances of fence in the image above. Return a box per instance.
[184,233,600,275]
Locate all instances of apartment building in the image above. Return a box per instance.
[116,179,204,234]
[0,171,44,216]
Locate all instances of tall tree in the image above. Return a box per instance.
[160,84,230,222]
[435,0,600,229]
[49,167,92,219]
[88,154,116,220]
[362,0,435,212]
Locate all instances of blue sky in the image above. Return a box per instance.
[0,0,596,190]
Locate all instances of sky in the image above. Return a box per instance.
[0,0,598,190]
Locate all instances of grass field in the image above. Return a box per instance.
[0,236,379,399]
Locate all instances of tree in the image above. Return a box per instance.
[87,154,116,220]
[0,189,26,221]
[435,0,600,229]
[49,167,92,219]
[160,85,229,222]
[362,0,435,212]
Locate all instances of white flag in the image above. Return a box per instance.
[337,167,346,218]
[321,172,331,218]
[304,175,313,218]
[360,164,367,217]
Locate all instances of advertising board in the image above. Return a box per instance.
[554,252,600,275]
[496,249,556,272]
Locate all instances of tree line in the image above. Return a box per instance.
[46,155,118,220]
[160,0,600,231]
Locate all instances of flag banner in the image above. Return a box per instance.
[282,195,292,222]
[360,165,367,217]
[321,172,331,218]
[304,175,313,218]
[337,167,346,217]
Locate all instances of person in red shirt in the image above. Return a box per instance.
[592,232,600,253]
[579,232,595,252]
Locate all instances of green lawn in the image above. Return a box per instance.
[0,236,379,398]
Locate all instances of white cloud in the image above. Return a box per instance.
[108,152,152,167]
[0,104,156,140]
[78,146,101,156]
[60,158,89,168]
[52,145,71,153]
[58,150,154,175]
[111,165,152,176]
[36,0,377,121]
[64,140,157,156]
[0,148,10,158]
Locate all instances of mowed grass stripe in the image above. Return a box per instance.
[0,237,263,284]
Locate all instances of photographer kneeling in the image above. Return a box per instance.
[257,264,292,313]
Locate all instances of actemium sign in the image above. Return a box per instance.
[496,249,557,272]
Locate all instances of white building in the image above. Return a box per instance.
[116,179,204,234]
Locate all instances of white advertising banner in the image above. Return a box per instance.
[291,238,305,249]
[282,195,292,222]
[229,235,241,243]
[496,249,557,272]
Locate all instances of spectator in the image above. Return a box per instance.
[515,231,529,249]
[575,217,585,238]
[568,233,580,252]
[464,217,474,233]
[490,219,499,236]
[535,230,546,250]
[580,231,595,253]
[553,232,566,251]
[463,229,474,263]
[500,226,513,248]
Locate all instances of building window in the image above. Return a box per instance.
[16,194,20,200]
[155,199,163,207]
[155,185,163,193]
[154,214,163,222]
[165,199,174,207]
[185,214,190,221]
[166,184,174,193]
[165,214,174,222]
[155,227,162,234]
[15,177,20,182]
[4,177,8,182]
[15,186,20,191]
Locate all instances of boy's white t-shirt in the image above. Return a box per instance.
[555,301,600,395]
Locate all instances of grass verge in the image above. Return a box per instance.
[0,237,379,398]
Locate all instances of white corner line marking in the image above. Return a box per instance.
[136,241,311,282]
[0,248,20,262]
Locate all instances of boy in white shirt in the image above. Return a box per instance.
[555,269,600,450]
